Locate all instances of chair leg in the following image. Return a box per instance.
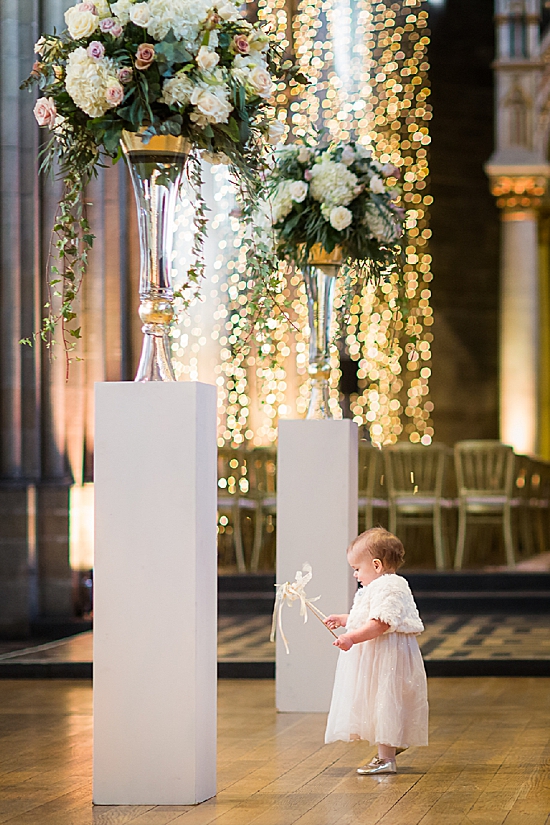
[233,503,247,573]
[365,501,373,531]
[433,506,446,570]
[455,504,467,570]
[389,502,397,535]
[503,506,515,568]
[250,503,263,572]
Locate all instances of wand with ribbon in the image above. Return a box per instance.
[270,563,337,655]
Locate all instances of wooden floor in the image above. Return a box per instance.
[0,679,548,824]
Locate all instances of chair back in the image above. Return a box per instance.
[217,447,250,498]
[358,443,384,499]
[454,440,515,497]
[383,443,447,499]
[251,447,277,500]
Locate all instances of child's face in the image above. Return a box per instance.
[348,548,385,586]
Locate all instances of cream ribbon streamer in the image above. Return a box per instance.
[270,563,337,654]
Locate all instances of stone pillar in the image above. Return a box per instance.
[0,0,136,634]
[486,175,548,454]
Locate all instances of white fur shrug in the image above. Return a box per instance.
[346,573,424,635]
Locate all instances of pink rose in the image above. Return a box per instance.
[100,17,122,36]
[105,82,124,107]
[118,66,133,84]
[33,96,57,128]
[232,34,250,54]
[381,163,400,179]
[78,2,97,13]
[304,169,313,181]
[135,43,155,70]
[87,40,105,59]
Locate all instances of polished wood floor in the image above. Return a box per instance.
[0,678,548,824]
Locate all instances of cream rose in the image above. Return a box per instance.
[129,2,151,26]
[196,46,219,71]
[297,146,311,163]
[65,6,100,39]
[340,145,355,166]
[190,86,232,123]
[248,65,272,98]
[217,0,240,21]
[329,206,353,231]
[289,180,308,203]
[267,119,285,144]
[369,175,385,194]
[33,96,57,128]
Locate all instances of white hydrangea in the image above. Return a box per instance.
[309,158,358,207]
[365,203,402,243]
[161,72,194,106]
[270,181,294,224]
[65,47,118,117]
[145,0,212,49]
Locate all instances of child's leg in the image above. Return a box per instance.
[378,744,396,761]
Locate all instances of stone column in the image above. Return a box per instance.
[0,0,135,634]
[487,174,548,454]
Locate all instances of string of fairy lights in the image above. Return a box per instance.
[172,0,434,447]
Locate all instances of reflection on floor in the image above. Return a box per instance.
[0,613,549,669]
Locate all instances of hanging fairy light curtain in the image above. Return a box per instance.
[173,0,434,446]
[257,0,434,445]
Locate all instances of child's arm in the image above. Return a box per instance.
[324,614,349,630]
[333,619,390,651]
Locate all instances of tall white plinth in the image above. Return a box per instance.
[93,382,217,805]
[276,420,358,713]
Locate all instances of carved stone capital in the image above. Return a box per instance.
[488,174,548,210]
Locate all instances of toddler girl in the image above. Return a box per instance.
[324,527,428,775]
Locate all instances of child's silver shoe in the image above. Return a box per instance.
[357,757,397,775]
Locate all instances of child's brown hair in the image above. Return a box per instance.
[348,527,405,571]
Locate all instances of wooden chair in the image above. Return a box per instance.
[249,446,277,572]
[454,440,518,570]
[358,443,388,530]
[383,442,451,570]
[217,447,253,573]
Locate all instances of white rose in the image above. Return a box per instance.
[129,2,151,26]
[369,175,385,194]
[289,180,308,203]
[217,0,240,21]
[64,7,100,39]
[329,206,352,231]
[340,145,355,166]
[110,0,134,24]
[267,119,285,144]
[248,65,273,98]
[297,146,312,163]
[190,86,232,123]
[355,144,372,159]
[196,46,219,71]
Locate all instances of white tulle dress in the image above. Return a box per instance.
[325,573,428,747]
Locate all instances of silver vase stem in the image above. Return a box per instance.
[303,263,339,419]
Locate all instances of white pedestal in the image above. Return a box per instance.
[276,420,358,713]
[93,382,217,805]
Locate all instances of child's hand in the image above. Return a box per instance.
[333,633,353,651]
[325,614,347,630]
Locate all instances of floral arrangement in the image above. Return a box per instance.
[268,140,404,280]
[22,0,301,357]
